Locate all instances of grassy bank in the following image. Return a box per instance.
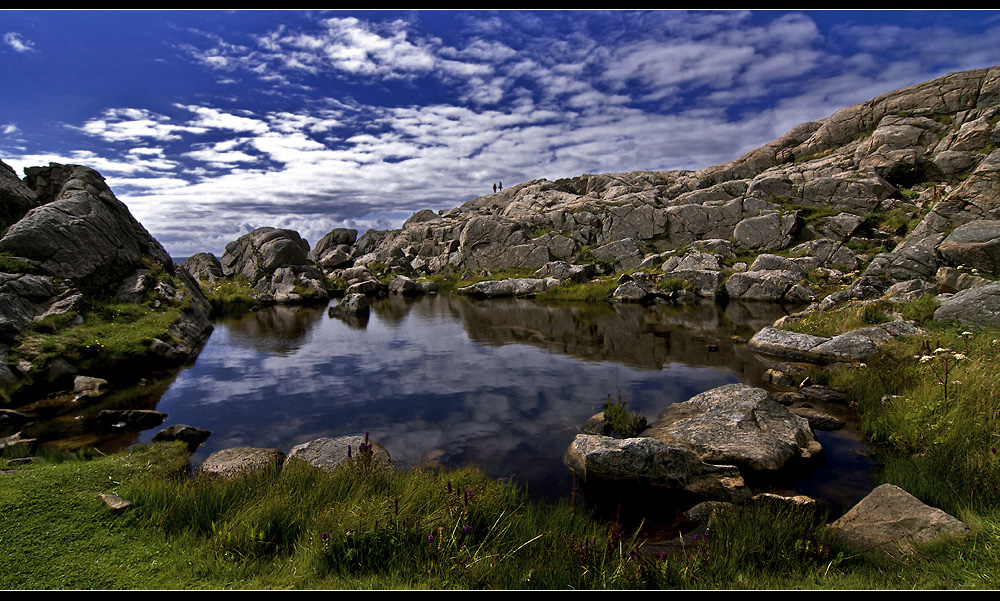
[2,432,997,589]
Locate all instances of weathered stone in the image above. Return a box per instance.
[748,321,923,364]
[825,483,970,559]
[591,238,645,271]
[563,434,751,503]
[73,375,108,398]
[533,261,594,283]
[937,220,1000,275]
[182,253,224,283]
[0,163,173,294]
[936,266,991,293]
[724,269,814,304]
[457,277,558,299]
[611,279,664,304]
[152,424,212,451]
[0,160,41,231]
[659,269,723,298]
[284,435,392,472]
[328,293,370,318]
[309,227,358,262]
[98,493,133,512]
[645,384,821,473]
[733,212,802,251]
[933,282,1000,327]
[197,446,286,480]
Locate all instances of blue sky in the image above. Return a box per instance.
[2,10,1000,258]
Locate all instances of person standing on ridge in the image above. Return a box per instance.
[493,183,497,193]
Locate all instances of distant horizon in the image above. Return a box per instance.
[3,10,1000,258]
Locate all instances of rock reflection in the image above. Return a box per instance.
[216,303,326,355]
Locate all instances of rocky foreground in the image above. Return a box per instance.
[4,64,1000,559]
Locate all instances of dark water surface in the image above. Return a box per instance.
[127,293,875,516]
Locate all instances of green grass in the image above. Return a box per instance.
[778,301,891,338]
[3,434,998,589]
[5,298,186,395]
[198,276,260,316]
[602,393,647,438]
[536,277,619,303]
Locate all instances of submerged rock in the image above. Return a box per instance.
[152,424,212,452]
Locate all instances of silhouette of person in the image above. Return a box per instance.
[499,181,503,191]
[493,183,497,193]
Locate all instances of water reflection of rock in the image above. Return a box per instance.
[405,295,790,380]
[216,303,326,355]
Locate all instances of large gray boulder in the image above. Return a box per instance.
[936,220,1000,274]
[182,253,224,283]
[197,446,286,480]
[308,227,358,262]
[644,384,821,474]
[0,163,173,294]
[933,282,1000,327]
[221,226,311,283]
[563,434,751,503]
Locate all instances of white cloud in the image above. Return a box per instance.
[77,108,208,142]
[3,32,34,53]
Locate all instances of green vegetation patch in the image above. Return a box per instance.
[536,277,619,303]
[9,298,182,379]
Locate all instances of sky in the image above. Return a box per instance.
[2,10,1000,259]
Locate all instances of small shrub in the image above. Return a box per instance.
[603,393,647,438]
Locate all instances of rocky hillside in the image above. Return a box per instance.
[259,64,998,313]
[0,162,213,398]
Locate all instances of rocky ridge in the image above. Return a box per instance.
[187,65,1000,329]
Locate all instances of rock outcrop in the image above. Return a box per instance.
[220,227,329,305]
[277,65,1000,317]
[747,320,926,364]
[0,162,214,397]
